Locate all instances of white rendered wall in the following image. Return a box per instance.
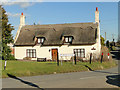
[15,43,100,60]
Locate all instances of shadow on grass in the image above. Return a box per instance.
[106,74,120,87]
[83,65,118,74]
[7,73,44,90]
[83,65,94,71]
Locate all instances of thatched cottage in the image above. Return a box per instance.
[14,7,101,61]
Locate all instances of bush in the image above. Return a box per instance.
[101,46,112,61]
[101,36,105,46]
[23,57,32,60]
[106,40,110,48]
[76,57,83,61]
[70,56,83,62]
[7,55,16,60]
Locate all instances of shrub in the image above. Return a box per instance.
[70,56,83,62]
[106,40,110,48]
[101,36,105,46]
[100,46,112,61]
[7,55,16,60]
[23,57,32,60]
[76,57,83,61]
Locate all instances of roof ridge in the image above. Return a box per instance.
[24,22,95,26]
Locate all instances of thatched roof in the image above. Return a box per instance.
[15,22,98,46]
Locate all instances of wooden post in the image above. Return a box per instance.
[73,57,74,65]
[4,53,7,70]
[101,53,103,63]
[90,53,92,64]
[61,60,62,66]
[57,52,59,66]
[108,53,109,61]
[4,59,7,70]
[74,54,76,65]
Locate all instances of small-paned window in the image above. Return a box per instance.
[74,49,85,58]
[26,49,36,58]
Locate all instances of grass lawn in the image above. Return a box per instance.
[2,60,117,78]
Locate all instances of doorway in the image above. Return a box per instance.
[52,49,58,61]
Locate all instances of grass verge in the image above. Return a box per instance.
[2,60,117,78]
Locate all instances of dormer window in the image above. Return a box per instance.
[37,37,45,44]
[64,36,73,44]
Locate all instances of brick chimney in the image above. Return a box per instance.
[95,7,99,23]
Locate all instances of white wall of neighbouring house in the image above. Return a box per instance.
[15,43,100,61]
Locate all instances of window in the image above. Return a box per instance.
[37,37,45,44]
[26,49,36,58]
[64,36,73,43]
[74,49,85,58]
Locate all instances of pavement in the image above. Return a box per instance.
[1,46,120,89]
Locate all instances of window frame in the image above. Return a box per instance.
[73,49,85,58]
[37,37,45,44]
[26,49,36,58]
[64,36,73,43]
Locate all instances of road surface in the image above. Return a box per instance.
[2,66,119,88]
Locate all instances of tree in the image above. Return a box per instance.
[33,22,36,25]
[106,40,110,48]
[1,5,14,60]
[117,39,120,45]
[100,35,105,46]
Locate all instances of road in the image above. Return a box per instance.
[2,46,120,89]
[110,46,120,65]
[2,66,119,89]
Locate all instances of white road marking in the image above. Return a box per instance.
[110,51,119,52]
[79,75,106,79]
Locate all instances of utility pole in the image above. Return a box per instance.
[105,32,106,46]
[112,34,114,41]
[105,32,106,41]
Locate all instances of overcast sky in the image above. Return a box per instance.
[2,2,118,42]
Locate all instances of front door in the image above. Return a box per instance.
[52,49,58,61]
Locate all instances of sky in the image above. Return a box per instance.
[118,2,120,41]
[2,2,118,42]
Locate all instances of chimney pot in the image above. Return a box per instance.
[96,7,98,11]
[21,12,23,15]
